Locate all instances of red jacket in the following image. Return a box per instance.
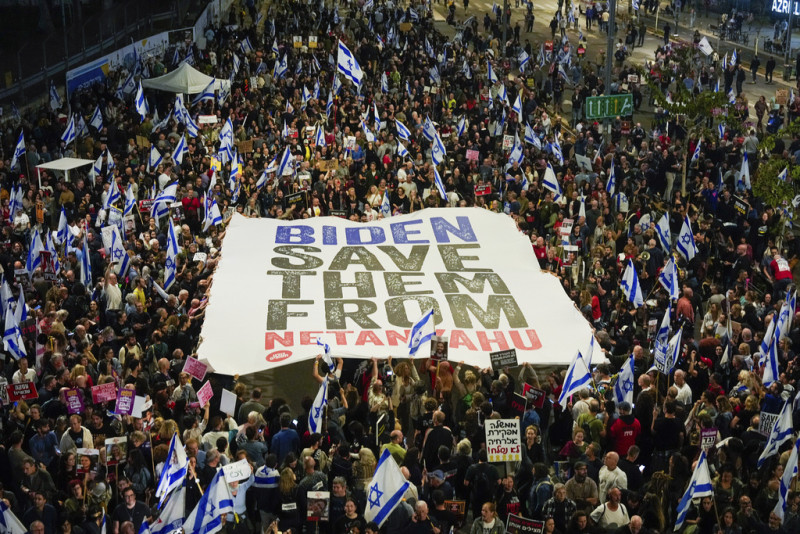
[609,415,641,455]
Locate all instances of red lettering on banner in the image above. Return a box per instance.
[265,332,293,349]
[332,331,353,344]
[385,330,410,346]
[510,330,542,350]
[355,331,384,346]
[299,331,324,345]
[449,330,478,350]
[476,331,510,351]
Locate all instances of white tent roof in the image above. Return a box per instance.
[36,158,94,171]
[141,63,223,94]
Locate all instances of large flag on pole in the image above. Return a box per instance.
[183,470,233,534]
[364,449,411,527]
[558,351,592,405]
[308,379,328,434]
[774,436,800,520]
[613,355,635,405]
[155,432,188,507]
[674,451,713,531]
[337,40,364,86]
[408,309,435,356]
[621,260,643,307]
[757,401,794,467]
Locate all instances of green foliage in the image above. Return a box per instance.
[752,157,796,209]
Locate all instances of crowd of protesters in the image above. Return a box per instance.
[0,1,798,534]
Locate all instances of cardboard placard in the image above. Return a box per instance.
[509,393,527,418]
[485,419,521,462]
[115,388,136,415]
[193,252,208,263]
[522,383,546,408]
[222,458,252,482]
[506,514,544,534]
[466,149,480,161]
[197,381,214,407]
[318,159,340,172]
[236,139,254,153]
[777,89,789,106]
[701,427,717,450]
[490,348,518,370]
[759,411,780,436]
[36,200,44,224]
[503,135,514,150]
[398,22,412,32]
[293,36,303,48]
[475,184,492,196]
[7,381,38,402]
[198,115,218,124]
[307,491,330,521]
[132,395,151,418]
[92,382,118,404]
[308,36,318,48]
[220,388,237,416]
[65,388,85,414]
[575,153,593,171]
[182,356,209,381]
[135,135,150,149]
[627,74,639,83]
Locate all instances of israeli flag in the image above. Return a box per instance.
[240,36,254,55]
[508,133,524,166]
[785,290,797,335]
[614,355,636,405]
[542,163,562,200]
[558,351,592,405]
[731,48,738,65]
[406,80,413,98]
[653,305,672,372]
[150,181,177,222]
[621,259,644,308]
[728,88,736,104]
[151,486,185,534]
[632,0,640,9]
[758,400,794,467]
[664,327,683,376]
[395,119,411,141]
[364,449,411,527]
[381,72,389,93]
[676,216,697,261]
[184,470,234,534]
[722,53,728,70]
[277,146,293,178]
[315,125,326,148]
[552,136,563,165]
[373,102,381,131]
[61,116,76,145]
[655,212,671,251]
[606,163,616,196]
[487,60,498,84]
[44,232,60,277]
[408,308,435,356]
[778,167,788,181]
[80,231,92,289]
[3,300,26,360]
[253,465,280,489]
[164,219,180,291]
[308,379,328,434]
[0,498,26,534]
[135,82,148,122]
[512,94,523,122]
[326,91,334,117]
[191,80,216,106]
[203,199,222,232]
[381,191,392,217]
[462,59,472,79]
[26,229,43,275]
[718,123,725,139]
[109,226,130,278]
[9,131,25,171]
[274,54,288,79]
[148,145,163,171]
[272,38,279,55]
[739,152,751,189]
[432,133,446,166]
[658,257,680,300]
[337,40,364,86]
[155,432,188,507]
[524,123,537,145]
[173,134,189,165]
[433,168,447,200]
[674,451,713,531]
[422,116,437,141]
[397,141,409,159]
[761,315,778,356]
[761,332,781,388]
[315,338,335,371]
[429,66,441,85]
[457,116,467,137]
[49,81,62,110]
[408,7,419,21]
[775,436,800,520]
[301,86,312,110]
[518,50,530,71]
[56,207,71,246]
[332,74,342,96]
[691,140,701,163]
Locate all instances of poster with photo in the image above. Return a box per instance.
[306,491,330,521]
[105,436,128,466]
[77,448,100,474]
[430,335,449,362]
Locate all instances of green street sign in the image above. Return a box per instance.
[584,94,634,119]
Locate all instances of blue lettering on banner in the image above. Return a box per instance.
[275,216,478,245]
[66,58,109,96]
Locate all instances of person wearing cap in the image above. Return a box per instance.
[608,402,640,457]
[422,469,454,502]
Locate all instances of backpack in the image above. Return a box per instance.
[581,418,594,444]
[472,465,494,503]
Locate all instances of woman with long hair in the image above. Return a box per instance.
[278,467,301,532]
[469,502,505,534]
[389,358,420,434]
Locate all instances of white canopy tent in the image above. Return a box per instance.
[141,62,228,94]
[36,158,94,189]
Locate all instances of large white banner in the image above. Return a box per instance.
[198,209,601,375]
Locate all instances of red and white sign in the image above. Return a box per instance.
[91,382,118,404]
[197,381,214,408]
[182,356,208,382]
[522,383,546,408]
[8,381,38,402]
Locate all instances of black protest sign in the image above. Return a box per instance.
[506,514,544,534]
[509,393,527,418]
[490,348,518,370]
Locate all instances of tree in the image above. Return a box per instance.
[753,119,800,220]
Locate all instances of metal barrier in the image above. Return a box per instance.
[0,0,178,106]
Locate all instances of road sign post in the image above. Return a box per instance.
[585,94,634,120]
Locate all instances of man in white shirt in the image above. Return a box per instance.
[12,357,37,384]
[598,451,628,499]
[673,370,693,407]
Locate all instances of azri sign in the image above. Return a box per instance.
[773,0,800,16]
